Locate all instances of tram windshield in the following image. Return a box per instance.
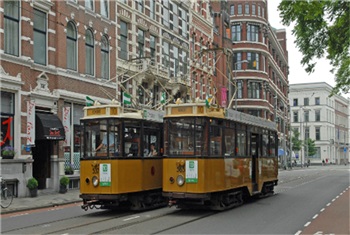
[81,118,163,158]
[165,118,208,156]
[81,119,121,158]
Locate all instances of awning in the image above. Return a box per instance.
[36,113,65,140]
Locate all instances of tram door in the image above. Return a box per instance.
[251,133,259,192]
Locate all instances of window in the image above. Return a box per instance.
[238,4,242,14]
[305,127,309,139]
[85,0,93,10]
[315,110,320,121]
[172,3,178,32]
[136,0,143,13]
[247,52,259,70]
[245,4,249,14]
[315,127,320,140]
[230,5,234,15]
[85,29,94,75]
[234,52,242,69]
[4,0,20,56]
[173,46,179,76]
[252,4,256,15]
[293,111,298,122]
[180,8,187,37]
[1,92,15,151]
[210,123,222,156]
[224,126,235,156]
[248,82,260,99]
[304,97,309,106]
[120,21,128,60]
[163,1,169,27]
[182,51,188,75]
[101,0,109,18]
[138,29,144,58]
[247,24,259,42]
[150,0,155,19]
[258,5,261,16]
[66,21,77,70]
[293,98,298,106]
[150,35,156,64]
[304,110,309,122]
[231,25,241,42]
[236,130,246,156]
[163,41,170,67]
[237,81,243,99]
[34,9,47,65]
[101,35,109,79]
[315,97,320,105]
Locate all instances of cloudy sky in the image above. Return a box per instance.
[267,1,336,88]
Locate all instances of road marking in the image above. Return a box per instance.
[332,198,336,202]
[123,215,140,221]
[294,230,302,235]
[326,203,331,207]
[10,212,28,218]
[320,208,325,212]
[312,214,318,219]
[304,221,311,227]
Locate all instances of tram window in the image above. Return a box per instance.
[143,125,161,157]
[124,126,141,157]
[269,133,276,157]
[236,130,246,156]
[166,118,207,156]
[210,125,222,156]
[224,128,235,156]
[262,134,268,156]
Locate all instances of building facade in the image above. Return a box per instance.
[1,0,289,197]
[1,0,117,195]
[289,83,350,165]
[210,0,290,164]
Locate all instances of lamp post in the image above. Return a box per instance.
[231,60,248,110]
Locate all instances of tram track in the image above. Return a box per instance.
[3,210,133,234]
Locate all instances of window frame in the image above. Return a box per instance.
[66,21,78,71]
[34,9,47,65]
[85,28,94,75]
[4,0,20,56]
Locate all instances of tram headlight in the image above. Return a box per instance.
[92,176,99,187]
[176,174,185,186]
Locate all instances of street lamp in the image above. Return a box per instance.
[231,60,248,110]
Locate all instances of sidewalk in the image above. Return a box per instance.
[0,189,81,215]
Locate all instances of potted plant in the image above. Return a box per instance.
[59,176,70,194]
[1,145,16,159]
[27,177,38,197]
[65,164,74,175]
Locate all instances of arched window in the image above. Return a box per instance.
[85,29,94,75]
[101,35,109,79]
[66,21,77,70]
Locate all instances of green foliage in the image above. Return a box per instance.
[65,164,74,175]
[60,176,70,186]
[27,177,38,190]
[278,0,350,96]
[291,129,302,151]
[305,138,317,157]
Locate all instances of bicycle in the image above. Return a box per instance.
[0,177,13,208]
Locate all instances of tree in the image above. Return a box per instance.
[305,138,317,157]
[291,129,302,152]
[278,1,350,96]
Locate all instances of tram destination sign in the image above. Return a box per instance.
[143,109,164,123]
[225,109,276,131]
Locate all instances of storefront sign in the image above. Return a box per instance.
[26,100,35,145]
[63,107,71,146]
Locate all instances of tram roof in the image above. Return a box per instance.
[81,104,164,123]
[165,102,277,131]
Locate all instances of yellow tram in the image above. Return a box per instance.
[79,102,165,210]
[162,102,278,210]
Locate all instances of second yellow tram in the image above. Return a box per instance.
[162,102,278,210]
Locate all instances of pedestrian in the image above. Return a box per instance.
[322,159,325,166]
